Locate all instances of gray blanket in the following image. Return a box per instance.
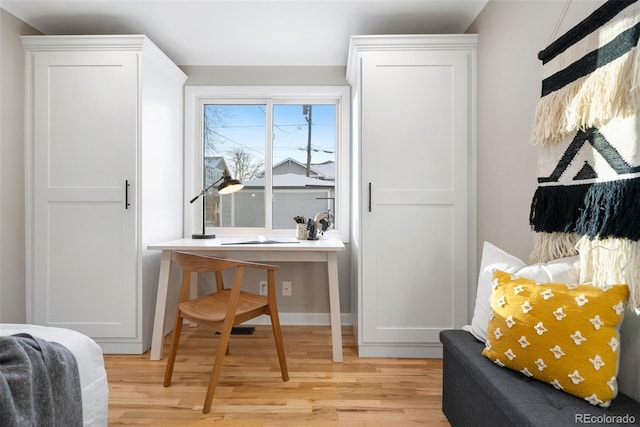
[0,333,82,427]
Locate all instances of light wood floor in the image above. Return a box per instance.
[104,325,450,426]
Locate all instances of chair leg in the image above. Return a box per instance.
[269,307,289,382]
[202,322,234,414]
[163,315,184,387]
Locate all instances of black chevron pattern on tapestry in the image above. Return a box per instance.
[538,127,640,184]
[574,162,598,181]
[531,119,640,241]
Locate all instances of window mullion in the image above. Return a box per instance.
[265,100,274,230]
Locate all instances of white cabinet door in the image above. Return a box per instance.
[361,50,470,344]
[31,51,137,337]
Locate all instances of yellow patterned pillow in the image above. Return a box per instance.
[482,269,629,407]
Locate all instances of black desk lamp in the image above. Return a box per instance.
[190,169,243,239]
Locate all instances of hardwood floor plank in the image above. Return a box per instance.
[104,325,450,426]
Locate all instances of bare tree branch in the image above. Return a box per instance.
[227,148,263,181]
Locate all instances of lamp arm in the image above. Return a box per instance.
[189,177,223,204]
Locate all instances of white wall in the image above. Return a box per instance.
[0,9,40,322]
[182,65,346,86]
[0,1,608,324]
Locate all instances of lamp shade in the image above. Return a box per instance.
[217,170,244,194]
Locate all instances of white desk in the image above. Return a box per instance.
[148,237,345,362]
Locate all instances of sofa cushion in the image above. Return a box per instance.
[619,307,640,402]
[440,329,640,427]
[465,241,580,342]
[482,270,628,406]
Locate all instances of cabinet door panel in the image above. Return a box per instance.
[44,203,135,337]
[363,204,455,342]
[32,51,137,337]
[361,50,469,343]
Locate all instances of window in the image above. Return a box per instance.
[185,86,350,240]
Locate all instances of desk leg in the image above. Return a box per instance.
[150,250,172,360]
[327,252,343,362]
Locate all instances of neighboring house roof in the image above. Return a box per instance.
[242,173,334,188]
[310,160,335,180]
[206,156,335,188]
[204,156,226,171]
[204,156,231,185]
[272,158,309,175]
[271,157,335,180]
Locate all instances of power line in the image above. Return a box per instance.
[296,147,334,154]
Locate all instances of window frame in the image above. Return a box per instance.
[184,85,350,241]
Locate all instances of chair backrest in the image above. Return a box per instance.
[171,252,242,273]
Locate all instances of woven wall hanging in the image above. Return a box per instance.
[529,0,640,309]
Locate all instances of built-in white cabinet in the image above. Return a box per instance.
[347,35,477,357]
[23,35,186,353]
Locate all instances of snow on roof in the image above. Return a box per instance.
[204,156,226,170]
[310,161,335,179]
[271,157,335,179]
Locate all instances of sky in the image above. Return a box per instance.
[204,103,336,171]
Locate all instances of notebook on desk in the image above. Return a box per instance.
[220,240,300,245]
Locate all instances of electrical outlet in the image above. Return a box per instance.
[282,281,292,296]
[259,280,268,295]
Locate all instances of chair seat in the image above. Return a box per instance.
[179,290,268,323]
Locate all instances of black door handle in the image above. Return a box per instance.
[125,180,131,209]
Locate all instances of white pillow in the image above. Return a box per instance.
[463,241,580,342]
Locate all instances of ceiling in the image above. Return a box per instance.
[1,0,488,66]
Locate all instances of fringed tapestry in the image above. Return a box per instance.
[529,0,640,309]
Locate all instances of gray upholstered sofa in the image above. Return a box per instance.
[440,329,640,427]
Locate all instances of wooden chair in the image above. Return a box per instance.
[163,252,289,413]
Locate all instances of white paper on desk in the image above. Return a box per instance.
[220,236,300,245]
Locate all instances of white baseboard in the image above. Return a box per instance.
[245,312,352,326]
[357,343,443,358]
